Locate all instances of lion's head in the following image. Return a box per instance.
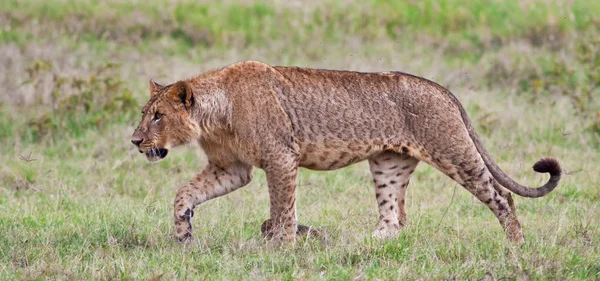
[131,80,201,162]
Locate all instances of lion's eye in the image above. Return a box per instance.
[153,112,164,122]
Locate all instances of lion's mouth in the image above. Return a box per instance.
[145,148,169,161]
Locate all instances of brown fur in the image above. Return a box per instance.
[131,61,562,244]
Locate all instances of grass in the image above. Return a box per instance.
[1,0,599,280]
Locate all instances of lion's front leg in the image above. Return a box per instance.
[261,153,299,244]
[174,161,253,243]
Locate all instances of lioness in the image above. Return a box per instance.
[131,61,561,244]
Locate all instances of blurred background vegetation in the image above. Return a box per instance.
[0,0,598,145]
[1,0,599,280]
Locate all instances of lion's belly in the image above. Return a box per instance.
[297,140,380,171]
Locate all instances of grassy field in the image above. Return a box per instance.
[1,0,599,280]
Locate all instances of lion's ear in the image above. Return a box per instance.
[149,79,163,97]
[170,81,194,110]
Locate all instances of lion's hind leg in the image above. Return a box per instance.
[431,144,524,243]
[368,151,420,238]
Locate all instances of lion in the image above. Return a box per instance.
[131,61,561,244]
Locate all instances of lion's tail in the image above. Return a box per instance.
[452,93,562,198]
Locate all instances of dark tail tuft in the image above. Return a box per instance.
[532,158,562,176]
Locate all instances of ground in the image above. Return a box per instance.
[1,0,599,280]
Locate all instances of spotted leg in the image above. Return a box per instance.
[261,152,299,244]
[434,145,524,243]
[173,161,253,243]
[368,151,419,238]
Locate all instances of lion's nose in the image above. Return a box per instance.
[131,138,143,146]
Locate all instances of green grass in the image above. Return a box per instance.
[2,0,599,58]
[1,0,599,280]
